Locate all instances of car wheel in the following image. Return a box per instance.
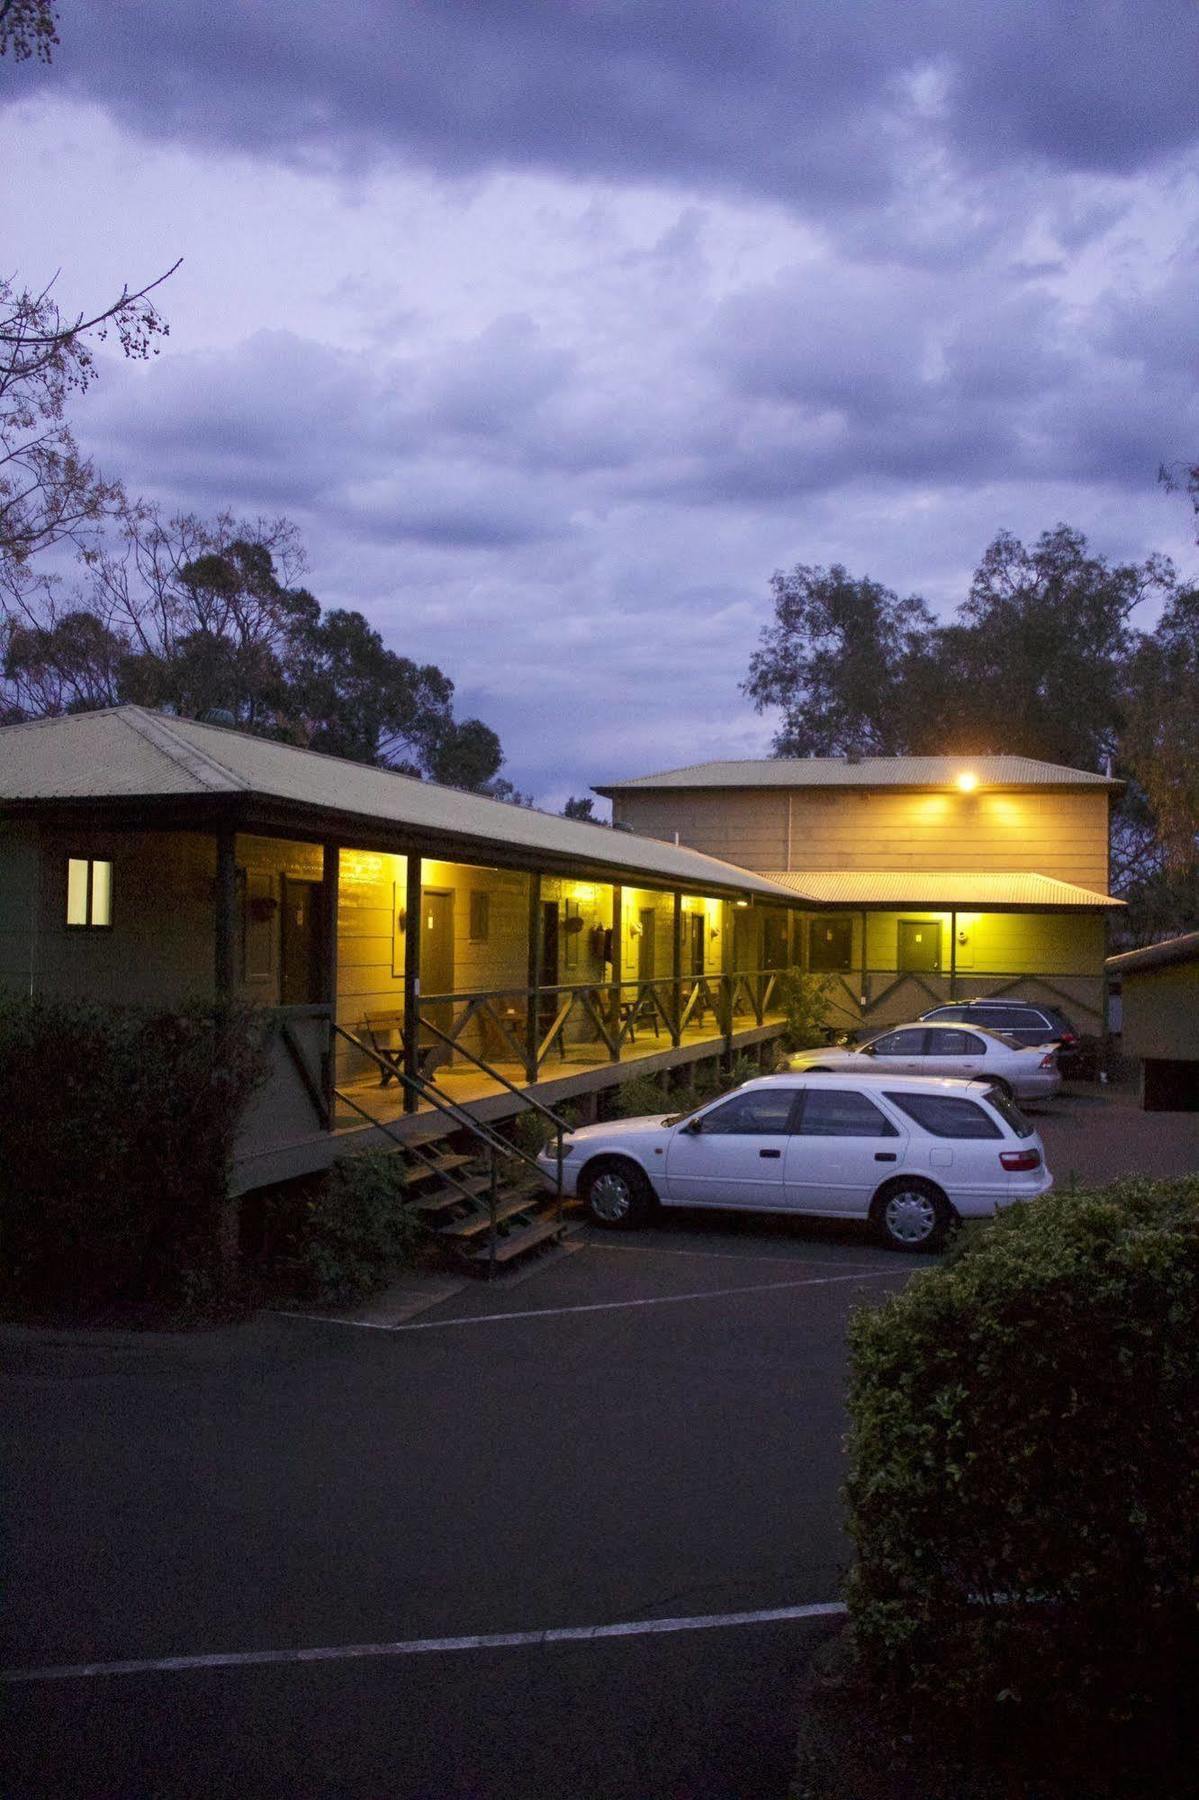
[872,1179,953,1253]
[580,1158,655,1229]
[988,1077,1013,1100]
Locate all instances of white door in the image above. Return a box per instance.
[922,1027,988,1080]
[664,1086,799,1208]
[784,1086,907,1216]
[860,1027,929,1074]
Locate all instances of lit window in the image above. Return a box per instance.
[66,857,113,928]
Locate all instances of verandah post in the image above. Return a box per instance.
[214,825,238,998]
[525,871,542,1085]
[949,909,957,999]
[403,853,422,1113]
[609,883,623,1062]
[670,890,683,1047]
[319,841,339,1125]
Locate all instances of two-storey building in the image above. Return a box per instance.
[596,755,1123,1034]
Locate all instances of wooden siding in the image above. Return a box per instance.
[0,824,38,995]
[1120,963,1199,1061]
[614,787,1111,889]
[6,825,217,1006]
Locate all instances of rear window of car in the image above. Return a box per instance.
[969,1005,1050,1031]
[883,1092,1003,1138]
[980,1086,1035,1138]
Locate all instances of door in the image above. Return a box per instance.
[664,1086,800,1208]
[922,1027,988,1080]
[862,1026,929,1073]
[540,899,561,1042]
[688,912,705,978]
[421,889,454,1034]
[897,919,941,972]
[784,1087,906,1216]
[280,878,323,1005]
[762,911,789,970]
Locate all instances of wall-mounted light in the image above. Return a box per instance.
[709,926,720,940]
[955,771,979,793]
[734,899,750,909]
[397,909,408,932]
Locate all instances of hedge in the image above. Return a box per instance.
[0,994,266,1315]
[845,1178,1199,1725]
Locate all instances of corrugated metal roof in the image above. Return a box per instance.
[0,707,800,900]
[596,755,1118,792]
[1106,930,1199,974]
[763,870,1123,909]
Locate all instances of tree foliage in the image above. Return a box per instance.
[0,0,58,63]
[745,525,1190,936]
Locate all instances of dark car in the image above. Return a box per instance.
[917,1000,1096,1078]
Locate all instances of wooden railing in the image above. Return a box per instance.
[416,969,788,1083]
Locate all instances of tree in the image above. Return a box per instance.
[563,794,598,821]
[1,507,516,790]
[0,1,58,62]
[1123,586,1199,875]
[743,564,934,757]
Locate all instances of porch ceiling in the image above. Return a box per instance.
[764,870,1124,910]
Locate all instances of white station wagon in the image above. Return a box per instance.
[539,1073,1052,1252]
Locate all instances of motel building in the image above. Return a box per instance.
[0,711,1123,1216]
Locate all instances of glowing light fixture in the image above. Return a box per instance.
[955,771,979,793]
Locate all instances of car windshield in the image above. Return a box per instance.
[982,1084,1034,1137]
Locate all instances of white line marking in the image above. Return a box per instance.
[300,1267,896,1339]
[1,1602,848,1685]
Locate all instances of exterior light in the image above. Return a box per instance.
[734,899,749,908]
[956,771,978,793]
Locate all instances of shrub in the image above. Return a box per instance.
[845,1178,1199,1726]
[777,967,837,1049]
[0,994,266,1315]
[510,1102,580,1158]
[609,1073,675,1118]
[277,1150,428,1305]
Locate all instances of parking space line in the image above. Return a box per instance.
[274,1265,902,1335]
[1,1601,848,1685]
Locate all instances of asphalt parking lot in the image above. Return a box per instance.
[3,1088,1194,1799]
[3,1225,914,1800]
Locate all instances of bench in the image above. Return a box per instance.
[362,1012,450,1086]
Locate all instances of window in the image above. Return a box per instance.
[797,1089,898,1137]
[982,1087,1034,1138]
[924,1029,986,1056]
[884,1092,1002,1138]
[808,916,853,972]
[869,1028,927,1056]
[66,857,112,928]
[469,890,490,943]
[696,1090,798,1135]
[966,1005,1046,1030]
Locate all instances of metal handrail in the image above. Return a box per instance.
[331,1021,561,1198]
[415,1012,572,1131]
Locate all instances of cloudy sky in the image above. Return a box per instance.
[4,2,1198,806]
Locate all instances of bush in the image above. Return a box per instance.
[845,1178,1199,1727]
[0,994,266,1316]
[276,1150,428,1305]
[510,1102,580,1158]
[777,967,837,1049]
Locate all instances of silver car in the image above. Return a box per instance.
[778,1022,1061,1101]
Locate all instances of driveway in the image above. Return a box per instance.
[3,1227,913,1800]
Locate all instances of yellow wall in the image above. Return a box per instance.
[614,786,1111,888]
[804,910,1105,981]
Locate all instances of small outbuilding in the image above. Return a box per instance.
[1106,932,1199,1111]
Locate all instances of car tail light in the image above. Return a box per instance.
[1000,1148,1042,1172]
[1058,1032,1078,1046]
[1039,1053,1056,1069]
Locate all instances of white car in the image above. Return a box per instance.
[777,1022,1061,1102]
[538,1073,1052,1252]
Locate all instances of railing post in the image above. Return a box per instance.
[670,891,683,1048]
[525,872,542,1085]
[487,1144,498,1280]
[403,854,422,1114]
[860,908,869,1018]
[949,909,957,999]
